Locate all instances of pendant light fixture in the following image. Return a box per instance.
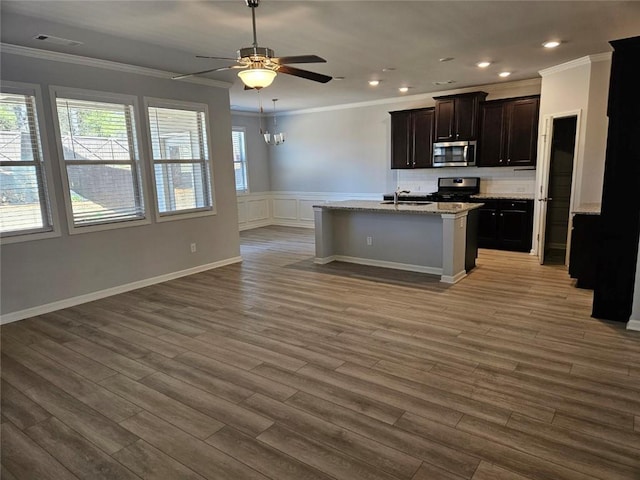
[261,98,285,145]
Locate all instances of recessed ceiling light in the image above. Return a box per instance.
[542,40,561,49]
[439,57,455,62]
[398,87,409,93]
[382,67,396,72]
[433,80,456,86]
[477,61,491,68]
[333,76,345,81]
[368,80,380,86]
[499,71,511,78]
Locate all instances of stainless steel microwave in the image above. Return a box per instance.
[432,140,477,167]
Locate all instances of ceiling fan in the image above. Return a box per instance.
[172,0,332,89]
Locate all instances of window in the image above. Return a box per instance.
[53,89,146,231]
[0,83,55,241]
[146,100,213,217]
[232,127,248,193]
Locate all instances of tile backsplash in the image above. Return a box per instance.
[397,167,536,194]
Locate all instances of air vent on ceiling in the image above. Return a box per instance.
[33,34,83,47]
[433,80,456,86]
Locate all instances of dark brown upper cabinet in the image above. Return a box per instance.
[433,91,488,141]
[390,108,434,169]
[478,95,540,167]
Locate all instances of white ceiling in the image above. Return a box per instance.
[2,1,639,112]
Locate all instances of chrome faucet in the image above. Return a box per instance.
[394,188,410,205]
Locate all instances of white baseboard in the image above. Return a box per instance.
[272,219,315,229]
[626,319,640,331]
[239,219,271,231]
[314,255,337,265]
[1,256,243,325]
[441,271,467,284]
[316,254,442,276]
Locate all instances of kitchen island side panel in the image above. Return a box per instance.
[325,210,443,269]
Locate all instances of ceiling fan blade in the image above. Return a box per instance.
[272,55,326,65]
[277,65,332,83]
[195,55,239,61]
[172,65,242,80]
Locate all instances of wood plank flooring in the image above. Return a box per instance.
[2,225,640,480]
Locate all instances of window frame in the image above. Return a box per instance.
[232,126,250,195]
[144,97,216,223]
[0,81,60,245]
[50,86,150,235]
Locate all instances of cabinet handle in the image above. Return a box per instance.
[500,213,504,217]
[491,213,496,216]
[507,158,511,163]
[499,159,503,163]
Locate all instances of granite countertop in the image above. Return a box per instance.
[572,203,601,215]
[313,200,483,215]
[382,192,535,201]
[471,193,535,200]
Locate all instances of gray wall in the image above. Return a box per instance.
[1,53,240,316]
[230,113,270,193]
[268,80,542,194]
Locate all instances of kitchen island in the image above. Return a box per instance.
[313,200,483,283]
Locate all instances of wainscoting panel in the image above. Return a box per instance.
[237,192,380,230]
[272,198,298,221]
[237,194,271,231]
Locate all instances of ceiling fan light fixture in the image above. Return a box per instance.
[238,68,277,89]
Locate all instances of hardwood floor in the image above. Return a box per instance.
[2,225,640,480]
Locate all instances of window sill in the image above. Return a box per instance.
[155,207,217,223]
[1,229,61,245]
[67,217,151,235]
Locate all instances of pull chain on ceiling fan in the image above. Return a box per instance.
[173,0,332,89]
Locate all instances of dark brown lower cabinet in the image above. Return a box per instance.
[474,199,533,252]
[569,214,600,289]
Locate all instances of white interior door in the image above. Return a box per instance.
[537,117,552,265]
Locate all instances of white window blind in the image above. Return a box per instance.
[55,96,145,227]
[0,90,53,237]
[147,105,212,215]
[232,128,248,192]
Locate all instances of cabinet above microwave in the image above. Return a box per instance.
[433,91,487,142]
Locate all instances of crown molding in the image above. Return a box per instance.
[538,52,612,77]
[281,78,541,116]
[1,43,232,89]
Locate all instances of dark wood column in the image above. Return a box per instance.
[592,36,640,321]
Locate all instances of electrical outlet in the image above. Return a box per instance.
[366,236,373,246]
[190,243,197,253]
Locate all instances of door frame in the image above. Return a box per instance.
[534,109,582,265]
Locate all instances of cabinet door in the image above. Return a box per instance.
[478,102,505,166]
[476,202,499,248]
[499,200,533,251]
[506,98,540,166]
[454,96,479,140]
[412,109,434,168]
[390,111,412,169]
[434,99,455,141]
[569,214,600,289]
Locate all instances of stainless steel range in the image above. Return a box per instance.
[425,177,480,202]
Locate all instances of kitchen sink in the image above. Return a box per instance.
[380,201,432,206]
